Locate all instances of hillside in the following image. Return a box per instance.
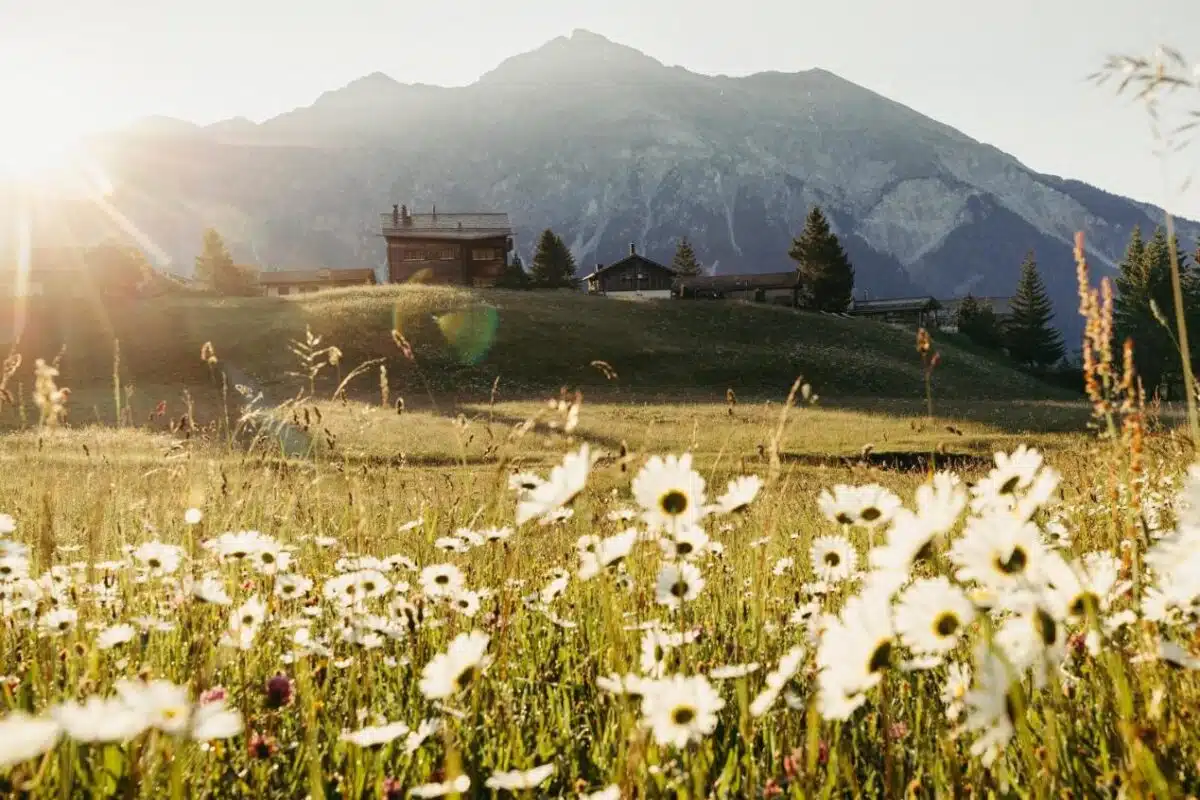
[2,286,1072,404]
[4,29,1192,345]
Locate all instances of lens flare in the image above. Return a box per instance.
[433,306,499,365]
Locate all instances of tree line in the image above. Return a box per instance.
[500,206,857,310]
[953,254,1065,369]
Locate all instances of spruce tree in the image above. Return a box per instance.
[671,237,703,277]
[788,206,855,311]
[529,229,577,288]
[195,228,254,295]
[955,294,1003,349]
[1005,252,1065,368]
[495,253,531,289]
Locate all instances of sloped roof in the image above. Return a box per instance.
[258,268,377,285]
[675,272,798,291]
[381,212,512,238]
[578,253,674,281]
[849,296,940,313]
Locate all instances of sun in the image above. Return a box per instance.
[0,58,102,184]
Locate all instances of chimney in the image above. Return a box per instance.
[392,204,399,226]
[597,263,604,270]
[400,204,410,225]
[629,242,636,256]
[432,203,437,218]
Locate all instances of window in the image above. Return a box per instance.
[403,248,424,261]
[278,286,290,296]
[472,248,499,261]
[437,247,457,261]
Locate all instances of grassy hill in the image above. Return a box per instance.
[1,286,1073,404]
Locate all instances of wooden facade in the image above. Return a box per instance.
[580,245,676,299]
[674,272,799,305]
[381,205,513,287]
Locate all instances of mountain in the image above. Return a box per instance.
[14,29,1200,341]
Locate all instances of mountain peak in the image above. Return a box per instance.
[477,30,666,86]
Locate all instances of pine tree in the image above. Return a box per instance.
[495,253,531,289]
[1116,226,1200,395]
[671,237,703,277]
[1005,252,1065,368]
[788,206,855,311]
[529,229,577,288]
[194,228,255,296]
[955,294,1003,349]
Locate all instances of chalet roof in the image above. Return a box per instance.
[675,272,798,291]
[258,268,378,285]
[577,252,674,282]
[849,296,941,313]
[381,211,512,240]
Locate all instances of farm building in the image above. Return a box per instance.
[579,244,676,299]
[673,272,800,305]
[847,296,942,328]
[381,204,514,287]
[258,268,378,296]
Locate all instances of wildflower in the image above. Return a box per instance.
[39,607,78,636]
[941,661,972,721]
[264,673,294,709]
[772,557,795,576]
[132,542,184,575]
[810,535,858,583]
[184,508,203,525]
[817,586,895,719]
[485,763,556,791]
[750,646,806,717]
[655,562,705,609]
[404,718,441,754]
[96,623,137,650]
[578,529,637,580]
[894,577,975,658]
[949,512,1045,591]
[0,712,61,768]
[411,775,471,798]
[818,484,902,528]
[516,444,591,525]
[419,564,465,598]
[0,514,14,535]
[639,675,725,748]
[52,697,148,742]
[962,646,1021,766]
[712,475,763,514]
[597,673,648,696]
[419,630,493,700]
[248,731,278,759]
[191,698,243,740]
[191,575,233,605]
[709,662,761,680]
[274,573,313,601]
[659,524,710,561]
[116,680,193,736]
[339,721,410,747]
[450,589,481,617]
[633,453,708,531]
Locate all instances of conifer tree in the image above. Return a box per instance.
[194,228,255,296]
[495,253,531,289]
[529,229,577,289]
[671,237,703,277]
[1005,252,1065,368]
[788,206,855,311]
[954,294,1003,349]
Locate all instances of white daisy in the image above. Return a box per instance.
[810,535,858,583]
[52,697,148,742]
[818,484,902,528]
[639,674,725,748]
[962,645,1021,766]
[484,763,556,791]
[419,564,465,598]
[949,512,1045,591]
[418,630,493,700]
[655,562,705,609]
[712,475,762,514]
[0,712,61,768]
[339,720,410,747]
[632,453,708,532]
[96,623,137,650]
[894,577,974,658]
[515,444,591,525]
[411,775,471,798]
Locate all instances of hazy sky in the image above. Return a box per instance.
[5,0,1200,217]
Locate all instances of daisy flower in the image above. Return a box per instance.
[810,535,858,583]
[419,564,465,598]
[962,645,1021,766]
[632,453,708,532]
[818,484,902,528]
[639,675,725,748]
[485,763,556,791]
[578,529,637,580]
[712,475,762,514]
[418,630,493,700]
[750,646,806,717]
[131,542,185,575]
[96,623,137,650]
[0,712,61,769]
[339,721,410,748]
[949,512,1045,591]
[115,680,193,736]
[655,562,705,609]
[894,577,975,658]
[817,586,895,719]
[515,444,591,525]
[411,775,471,798]
[52,697,148,742]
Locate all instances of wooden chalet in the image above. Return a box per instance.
[381,204,513,287]
[579,244,676,299]
[258,268,378,296]
[673,272,800,305]
[847,296,942,328]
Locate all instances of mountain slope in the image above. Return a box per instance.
[14,30,1199,341]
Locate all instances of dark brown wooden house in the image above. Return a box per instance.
[579,244,676,299]
[847,296,942,328]
[673,272,800,305]
[381,205,513,286]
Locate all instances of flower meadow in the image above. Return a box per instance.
[2,414,1200,799]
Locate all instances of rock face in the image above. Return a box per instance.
[28,30,1200,339]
